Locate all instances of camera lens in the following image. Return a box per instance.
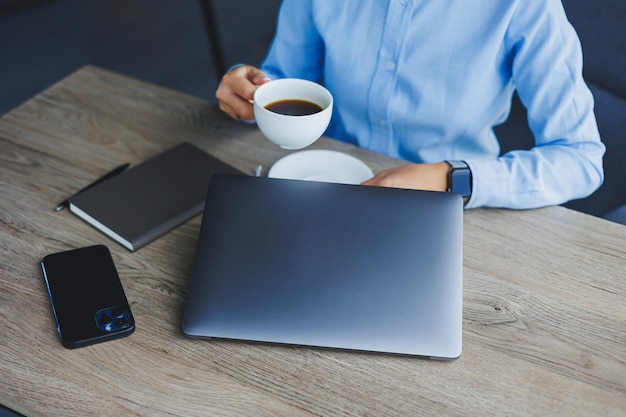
[114,317,129,328]
[96,314,111,327]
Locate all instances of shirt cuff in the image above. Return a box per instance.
[463,159,507,209]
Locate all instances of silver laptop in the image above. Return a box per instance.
[182,175,463,359]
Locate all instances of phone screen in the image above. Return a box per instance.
[41,245,135,348]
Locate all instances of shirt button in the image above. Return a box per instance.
[400,0,408,5]
[379,120,386,126]
[386,62,396,71]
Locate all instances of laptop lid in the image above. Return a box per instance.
[182,175,463,359]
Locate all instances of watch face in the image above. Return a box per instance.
[447,161,472,199]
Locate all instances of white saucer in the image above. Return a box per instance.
[268,149,374,185]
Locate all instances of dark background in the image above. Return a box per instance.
[0,0,218,115]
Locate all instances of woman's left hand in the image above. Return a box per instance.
[361,162,449,192]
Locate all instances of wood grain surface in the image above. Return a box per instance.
[1,66,625,417]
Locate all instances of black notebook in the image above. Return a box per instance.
[69,142,243,251]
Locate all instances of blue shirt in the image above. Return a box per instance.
[261,0,605,209]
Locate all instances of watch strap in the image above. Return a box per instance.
[445,160,472,200]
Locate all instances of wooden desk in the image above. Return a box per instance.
[1,66,625,417]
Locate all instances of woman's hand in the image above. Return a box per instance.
[215,65,270,121]
[361,162,449,192]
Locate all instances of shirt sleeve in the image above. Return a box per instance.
[260,0,325,83]
[465,0,605,209]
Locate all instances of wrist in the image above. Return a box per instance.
[445,160,472,205]
[431,162,451,192]
[226,63,247,73]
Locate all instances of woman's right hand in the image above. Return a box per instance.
[215,65,270,121]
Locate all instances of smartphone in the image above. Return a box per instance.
[41,245,135,349]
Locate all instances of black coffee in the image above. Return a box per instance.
[265,99,323,116]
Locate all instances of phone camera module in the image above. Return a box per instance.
[95,307,132,333]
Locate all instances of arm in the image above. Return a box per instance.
[466,0,605,209]
[366,1,604,210]
[260,0,324,82]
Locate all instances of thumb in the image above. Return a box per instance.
[252,75,271,86]
[242,66,270,85]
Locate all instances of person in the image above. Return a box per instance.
[215,0,605,209]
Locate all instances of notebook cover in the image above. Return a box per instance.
[69,142,243,251]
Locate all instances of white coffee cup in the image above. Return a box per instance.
[253,78,333,150]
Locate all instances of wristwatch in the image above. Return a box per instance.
[445,160,472,202]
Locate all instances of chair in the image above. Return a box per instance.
[198,0,282,78]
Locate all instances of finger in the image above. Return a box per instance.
[231,97,256,120]
[360,172,386,186]
[215,65,270,121]
[229,66,267,101]
[241,65,268,83]
[218,101,238,120]
[252,76,272,86]
[216,87,254,120]
[219,98,255,121]
[361,168,407,188]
